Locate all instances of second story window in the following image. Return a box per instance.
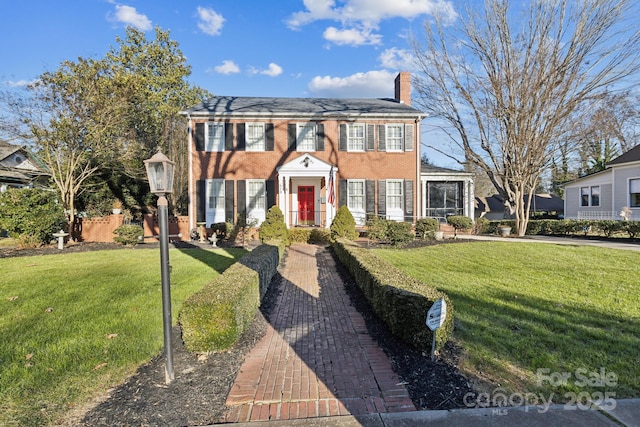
[206,123,225,152]
[386,124,404,151]
[581,186,600,207]
[246,123,265,151]
[297,123,316,151]
[348,124,365,151]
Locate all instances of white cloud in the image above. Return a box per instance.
[197,7,225,36]
[308,70,397,98]
[261,63,283,77]
[378,48,415,70]
[212,60,240,75]
[323,26,382,46]
[3,79,37,88]
[249,63,283,77]
[110,4,152,31]
[287,0,457,29]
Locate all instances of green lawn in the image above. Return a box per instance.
[374,242,640,400]
[0,246,246,426]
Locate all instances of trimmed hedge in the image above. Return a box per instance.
[288,227,331,244]
[179,241,284,352]
[332,238,453,351]
[487,219,639,238]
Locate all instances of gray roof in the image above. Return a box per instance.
[607,144,640,166]
[0,140,21,161]
[183,96,425,119]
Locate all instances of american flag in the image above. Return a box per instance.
[328,166,335,207]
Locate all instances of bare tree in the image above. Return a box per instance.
[413,0,640,235]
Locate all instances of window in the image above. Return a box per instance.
[347,180,365,211]
[427,182,462,217]
[207,179,225,210]
[386,124,403,151]
[246,123,265,151]
[581,186,600,207]
[386,180,403,210]
[348,124,365,151]
[630,179,640,207]
[247,180,266,212]
[206,123,225,152]
[297,123,316,151]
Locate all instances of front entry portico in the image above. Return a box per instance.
[277,154,337,229]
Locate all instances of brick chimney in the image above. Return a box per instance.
[394,71,411,105]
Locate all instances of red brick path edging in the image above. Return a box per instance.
[222,244,415,423]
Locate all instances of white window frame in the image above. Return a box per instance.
[347,123,365,152]
[630,178,640,208]
[206,179,225,225]
[206,122,225,152]
[246,123,265,151]
[247,179,266,224]
[386,179,404,220]
[297,123,316,152]
[580,186,600,207]
[347,179,366,226]
[386,124,404,151]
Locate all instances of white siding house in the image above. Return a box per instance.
[564,145,640,220]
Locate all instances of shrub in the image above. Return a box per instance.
[288,228,331,244]
[596,220,624,238]
[330,205,358,241]
[210,222,228,239]
[332,239,453,351]
[365,215,388,242]
[386,221,414,246]
[113,224,144,246]
[259,206,288,244]
[446,215,473,231]
[0,188,66,246]
[473,217,489,234]
[415,218,439,240]
[180,242,283,352]
[622,221,640,239]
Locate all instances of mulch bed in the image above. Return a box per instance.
[3,240,478,426]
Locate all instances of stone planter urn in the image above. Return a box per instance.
[498,226,511,237]
[434,231,444,241]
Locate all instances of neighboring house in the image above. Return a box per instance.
[182,72,427,229]
[420,164,474,222]
[0,141,49,192]
[475,193,564,220]
[563,144,640,220]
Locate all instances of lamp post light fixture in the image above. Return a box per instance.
[144,149,176,384]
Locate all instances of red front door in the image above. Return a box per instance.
[298,186,315,225]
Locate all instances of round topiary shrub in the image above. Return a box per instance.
[259,206,289,244]
[330,205,358,241]
[447,215,473,231]
[415,217,439,240]
[113,224,144,246]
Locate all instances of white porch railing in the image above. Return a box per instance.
[578,211,640,221]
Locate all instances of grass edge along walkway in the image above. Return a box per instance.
[0,246,246,427]
[374,241,640,402]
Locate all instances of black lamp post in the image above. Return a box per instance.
[144,149,176,384]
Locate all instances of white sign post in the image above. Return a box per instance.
[426,298,447,361]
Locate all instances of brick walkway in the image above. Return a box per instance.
[222,244,415,423]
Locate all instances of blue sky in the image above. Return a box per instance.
[0,0,458,166]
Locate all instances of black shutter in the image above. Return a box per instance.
[339,124,347,151]
[316,124,325,151]
[288,124,297,151]
[378,180,386,217]
[404,180,414,221]
[404,123,414,151]
[265,124,274,151]
[266,180,275,209]
[338,179,347,207]
[366,124,375,151]
[195,123,205,151]
[237,180,246,215]
[225,123,234,151]
[378,125,386,151]
[236,124,245,151]
[196,180,205,222]
[366,180,376,216]
[225,180,234,222]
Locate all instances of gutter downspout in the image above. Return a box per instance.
[187,113,194,232]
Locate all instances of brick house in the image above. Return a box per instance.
[182,72,426,230]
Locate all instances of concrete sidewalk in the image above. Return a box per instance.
[459,233,640,251]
